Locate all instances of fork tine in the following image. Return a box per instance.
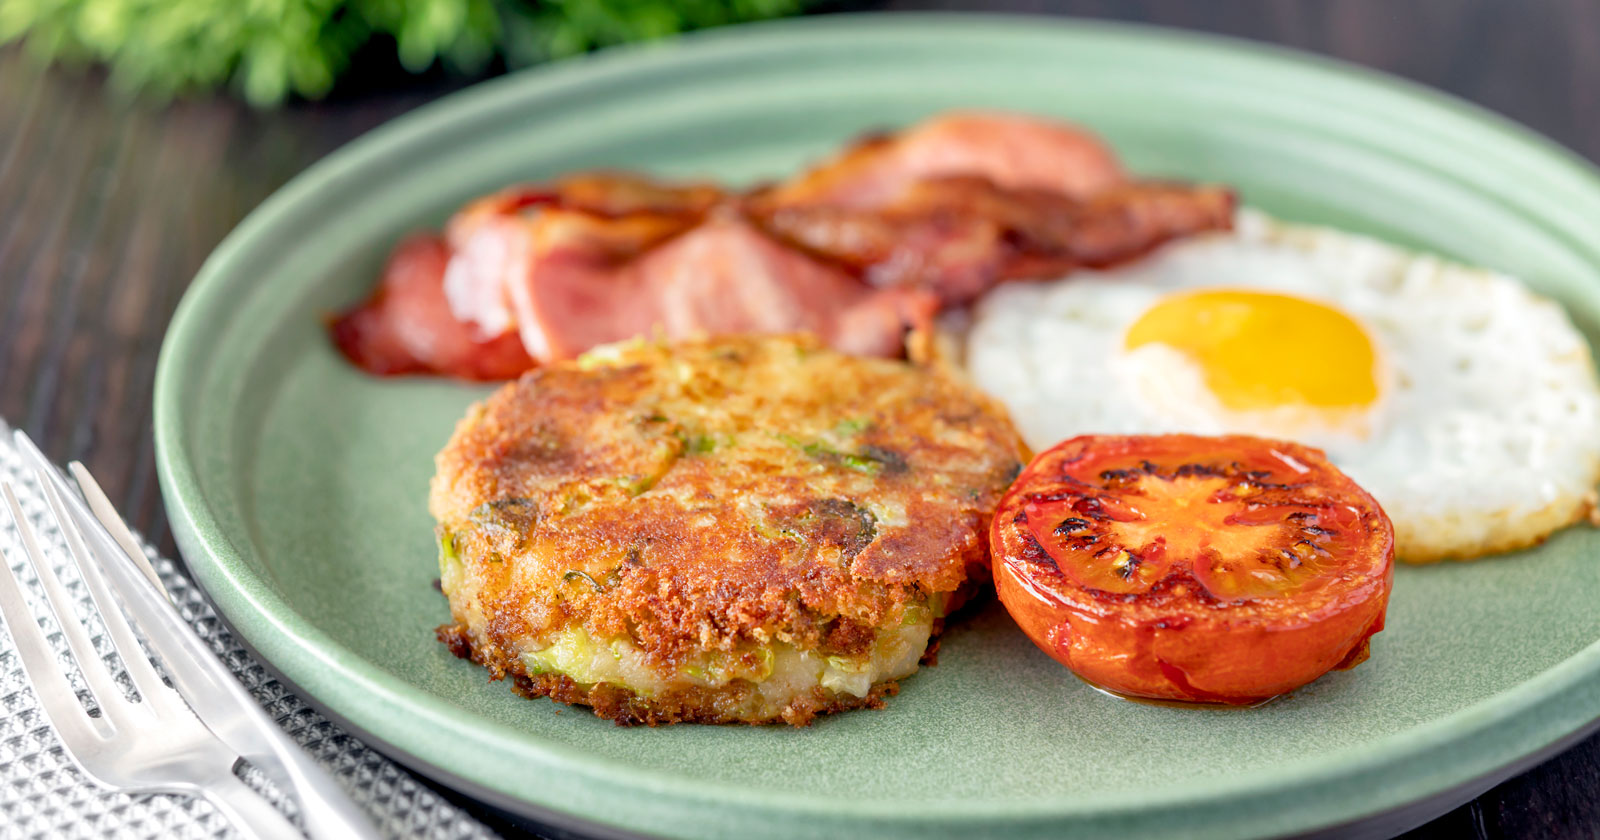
[2,482,135,722]
[11,433,169,600]
[0,485,106,749]
[36,474,180,716]
[68,462,170,599]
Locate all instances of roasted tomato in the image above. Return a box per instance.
[991,434,1393,705]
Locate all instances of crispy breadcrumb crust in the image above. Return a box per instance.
[431,334,1023,723]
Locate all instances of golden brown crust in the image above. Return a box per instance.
[1398,492,1599,564]
[431,334,1024,721]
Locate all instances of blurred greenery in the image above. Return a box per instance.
[0,0,814,105]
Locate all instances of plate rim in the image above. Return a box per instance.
[154,12,1600,838]
[198,597,1600,840]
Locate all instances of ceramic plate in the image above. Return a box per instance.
[154,15,1600,839]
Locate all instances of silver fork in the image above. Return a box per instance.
[0,476,302,839]
[9,429,380,840]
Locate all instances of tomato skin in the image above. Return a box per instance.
[991,434,1394,705]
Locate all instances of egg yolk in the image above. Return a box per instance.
[1124,289,1379,411]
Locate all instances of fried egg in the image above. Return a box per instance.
[966,210,1600,562]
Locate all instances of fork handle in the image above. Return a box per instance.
[199,771,306,840]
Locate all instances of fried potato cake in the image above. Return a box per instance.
[431,334,1025,725]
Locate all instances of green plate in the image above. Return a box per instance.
[155,15,1600,839]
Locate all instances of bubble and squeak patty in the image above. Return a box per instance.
[431,335,1025,725]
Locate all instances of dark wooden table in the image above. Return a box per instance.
[2,1,1596,837]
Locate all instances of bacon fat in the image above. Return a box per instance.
[330,112,1235,379]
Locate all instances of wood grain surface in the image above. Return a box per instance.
[1,1,1596,837]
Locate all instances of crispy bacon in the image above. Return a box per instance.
[757,111,1127,209]
[446,173,722,234]
[330,111,1236,380]
[749,177,1237,305]
[510,212,938,362]
[438,181,935,364]
[445,204,699,345]
[329,235,535,380]
[441,175,722,339]
[747,111,1233,305]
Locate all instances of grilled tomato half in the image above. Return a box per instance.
[991,434,1394,705]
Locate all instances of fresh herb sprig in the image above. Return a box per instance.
[0,0,812,105]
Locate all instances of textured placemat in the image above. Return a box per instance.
[0,426,500,840]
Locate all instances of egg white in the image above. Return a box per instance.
[965,210,1600,562]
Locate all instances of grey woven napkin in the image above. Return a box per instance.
[0,428,500,840]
